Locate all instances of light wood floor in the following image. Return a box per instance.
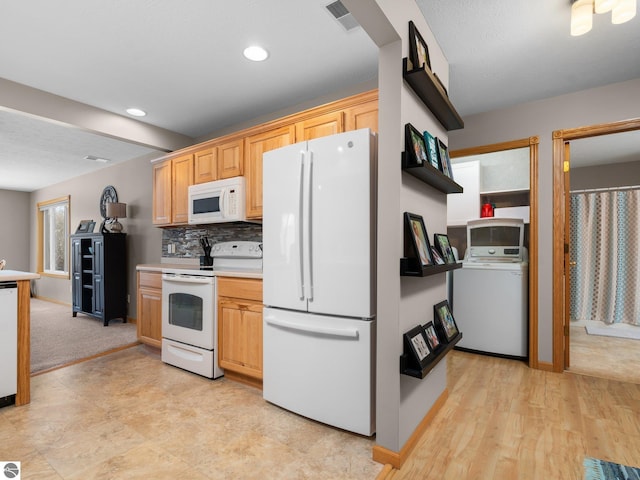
[390,350,640,480]
[568,325,640,384]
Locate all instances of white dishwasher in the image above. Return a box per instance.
[0,281,18,406]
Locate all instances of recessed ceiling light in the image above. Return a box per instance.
[243,45,269,62]
[126,108,147,117]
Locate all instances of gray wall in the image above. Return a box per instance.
[0,189,31,272]
[448,77,640,364]
[571,159,640,190]
[29,152,162,315]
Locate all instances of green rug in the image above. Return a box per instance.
[584,457,640,480]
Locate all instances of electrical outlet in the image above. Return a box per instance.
[127,294,130,303]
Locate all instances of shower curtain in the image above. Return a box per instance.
[569,188,640,325]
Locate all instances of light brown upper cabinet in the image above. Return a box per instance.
[244,125,296,219]
[171,154,194,225]
[217,138,243,179]
[295,111,344,141]
[193,147,217,184]
[344,99,378,133]
[152,160,172,225]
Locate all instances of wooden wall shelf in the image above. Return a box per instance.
[400,258,462,277]
[402,58,464,132]
[400,332,463,379]
[402,152,463,194]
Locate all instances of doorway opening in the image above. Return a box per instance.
[450,136,539,367]
[552,118,640,378]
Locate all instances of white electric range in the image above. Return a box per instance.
[161,241,262,378]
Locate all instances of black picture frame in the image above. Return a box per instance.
[434,233,456,264]
[404,325,432,368]
[75,219,94,234]
[408,21,431,71]
[405,123,428,167]
[434,300,459,342]
[423,130,440,170]
[405,212,433,266]
[430,247,445,265]
[423,321,441,351]
[436,138,453,180]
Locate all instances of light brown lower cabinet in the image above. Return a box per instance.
[136,271,162,348]
[217,277,263,388]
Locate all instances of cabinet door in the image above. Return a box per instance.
[152,160,172,225]
[171,154,194,224]
[137,272,162,348]
[217,139,243,179]
[295,111,344,141]
[218,299,263,379]
[447,160,481,227]
[194,148,217,184]
[244,125,295,219]
[344,100,378,133]
[71,239,82,310]
[92,238,104,316]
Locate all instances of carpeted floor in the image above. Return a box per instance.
[30,298,138,373]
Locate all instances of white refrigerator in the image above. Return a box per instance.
[262,128,376,436]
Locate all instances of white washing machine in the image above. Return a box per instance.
[452,218,529,359]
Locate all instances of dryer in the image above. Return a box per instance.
[452,218,529,359]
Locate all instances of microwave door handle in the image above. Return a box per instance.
[219,189,227,218]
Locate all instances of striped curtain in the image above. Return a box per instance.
[569,189,640,325]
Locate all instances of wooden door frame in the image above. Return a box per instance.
[450,136,539,368]
[551,117,640,372]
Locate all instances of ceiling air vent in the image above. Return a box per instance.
[325,0,360,31]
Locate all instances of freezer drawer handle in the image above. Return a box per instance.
[265,316,359,339]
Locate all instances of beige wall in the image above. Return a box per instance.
[448,77,640,364]
[29,152,162,315]
[0,189,31,272]
[571,159,640,190]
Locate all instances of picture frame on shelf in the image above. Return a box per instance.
[423,130,440,170]
[408,21,431,71]
[434,233,456,264]
[404,325,432,368]
[75,219,94,234]
[430,247,445,265]
[434,300,459,342]
[424,321,441,351]
[405,212,434,267]
[436,138,453,180]
[405,123,429,167]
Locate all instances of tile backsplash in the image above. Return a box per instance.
[162,222,262,258]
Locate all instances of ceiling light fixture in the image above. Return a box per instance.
[243,45,269,62]
[126,107,147,117]
[571,0,636,36]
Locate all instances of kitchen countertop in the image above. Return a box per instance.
[136,263,262,279]
[0,270,40,281]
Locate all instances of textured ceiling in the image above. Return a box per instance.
[1,0,639,192]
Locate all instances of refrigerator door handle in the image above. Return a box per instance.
[306,151,314,301]
[297,152,305,300]
[265,316,359,339]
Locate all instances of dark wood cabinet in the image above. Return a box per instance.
[71,233,127,326]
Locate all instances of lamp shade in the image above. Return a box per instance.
[106,202,127,219]
[595,0,617,13]
[612,0,636,23]
[571,0,594,35]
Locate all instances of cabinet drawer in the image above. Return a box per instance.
[138,271,162,290]
[217,277,262,302]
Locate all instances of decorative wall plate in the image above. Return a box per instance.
[99,185,118,219]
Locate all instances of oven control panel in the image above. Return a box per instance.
[212,241,263,259]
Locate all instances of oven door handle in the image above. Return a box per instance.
[162,274,213,284]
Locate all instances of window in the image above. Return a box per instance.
[37,196,70,277]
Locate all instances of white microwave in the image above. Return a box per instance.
[188,176,246,224]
